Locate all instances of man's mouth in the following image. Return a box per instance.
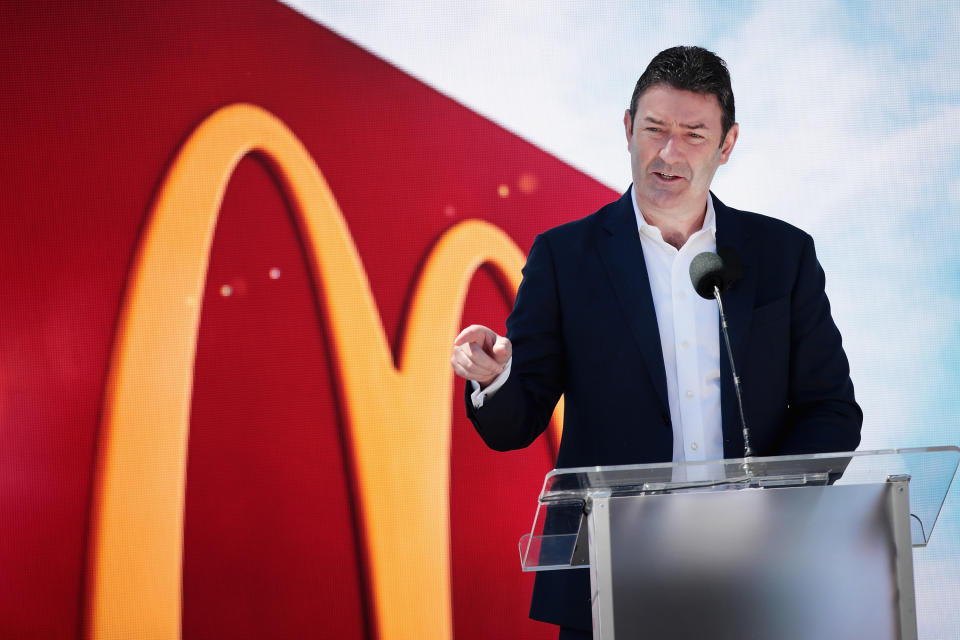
[654,172,682,181]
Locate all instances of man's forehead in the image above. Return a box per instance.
[636,85,723,127]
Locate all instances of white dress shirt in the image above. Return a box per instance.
[472,188,724,464]
[631,188,723,464]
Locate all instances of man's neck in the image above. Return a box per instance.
[639,201,708,250]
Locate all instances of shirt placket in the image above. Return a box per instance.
[672,246,705,462]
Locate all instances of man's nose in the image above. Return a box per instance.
[658,135,683,163]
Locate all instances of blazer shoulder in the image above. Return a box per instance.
[720,200,813,246]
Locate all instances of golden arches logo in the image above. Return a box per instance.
[86,103,563,639]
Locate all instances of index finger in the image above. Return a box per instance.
[453,324,496,347]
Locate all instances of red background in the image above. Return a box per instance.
[0,1,616,637]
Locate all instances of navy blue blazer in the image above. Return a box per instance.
[466,190,862,630]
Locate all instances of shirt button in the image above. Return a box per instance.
[690,442,699,451]
[686,390,694,398]
[681,340,690,349]
[678,291,686,300]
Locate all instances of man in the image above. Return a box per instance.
[450,46,862,639]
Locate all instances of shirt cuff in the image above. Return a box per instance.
[469,357,512,409]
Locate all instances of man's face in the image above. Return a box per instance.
[624,84,738,217]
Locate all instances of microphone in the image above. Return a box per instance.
[689,252,728,299]
[689,247,741,298]
[689,249,754,461]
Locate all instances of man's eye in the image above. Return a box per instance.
[689,133,704,140]
[645,127,661,133]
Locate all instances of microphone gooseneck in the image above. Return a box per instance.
[689,250,754,461]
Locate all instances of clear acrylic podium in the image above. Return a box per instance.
[519,447,959,640]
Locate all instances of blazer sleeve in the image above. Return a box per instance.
[778,233,863,454]
[465,233,566,451]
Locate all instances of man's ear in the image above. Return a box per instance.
[623,109,633,149]
[719,122,739,164]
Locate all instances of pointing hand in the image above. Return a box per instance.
[451,324,512,389]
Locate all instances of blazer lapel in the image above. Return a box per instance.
[597,190,670,416]
[712,193,758,454]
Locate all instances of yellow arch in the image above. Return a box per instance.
[87,103,562,639]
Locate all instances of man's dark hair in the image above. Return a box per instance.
[628,46,735,140]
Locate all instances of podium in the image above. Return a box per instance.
[519,447,959,639]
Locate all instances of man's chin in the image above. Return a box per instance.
[637,185,689,210]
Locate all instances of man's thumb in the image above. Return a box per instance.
[490,336,512,364]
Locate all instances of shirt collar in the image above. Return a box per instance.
[630,185,717,241]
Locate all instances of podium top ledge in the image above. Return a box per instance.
[536,446,959,546]
[546,446,959,481]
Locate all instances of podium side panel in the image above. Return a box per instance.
[587,498,614,640]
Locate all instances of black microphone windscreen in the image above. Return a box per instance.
[690,251,726,299]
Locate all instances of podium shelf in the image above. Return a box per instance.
[520,446,959,571]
